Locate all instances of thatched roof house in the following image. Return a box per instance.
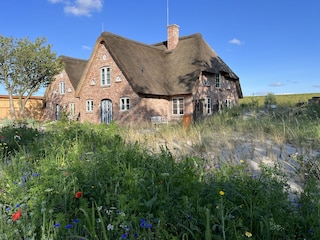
[76,31,242,98]
[46,24,242,124]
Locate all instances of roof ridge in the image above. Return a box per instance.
[100,32,163,51]
[60,55,87,62]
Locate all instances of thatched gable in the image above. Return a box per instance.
[60,56,87,90]
[76,32,242,98]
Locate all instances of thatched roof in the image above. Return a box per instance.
[76,32,242,98]
[60,56,87,90]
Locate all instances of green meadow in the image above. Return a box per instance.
[239,93,320,107]
[0,94,320,239]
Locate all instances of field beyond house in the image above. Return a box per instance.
[239,93,320,107]
[0,93,320,239]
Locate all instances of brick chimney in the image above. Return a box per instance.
[167,24,179,50]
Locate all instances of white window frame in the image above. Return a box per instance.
[59,82,66,95]
[101,67,111,86]
[69,103,75,116]
[215,73,221,88]
[226,99,231,108]
[86,100,94,112]
[172,97,184,115]
[120,97,130,111]
[206,97,212,115]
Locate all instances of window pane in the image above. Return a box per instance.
[172,98,184,115]
[101,68,105,85]
[126,98,130,110]
[60,82,65,94]
[172,99,177,114]
[179,98,184,114]
[215,74,220,88]
[107,68,110,85]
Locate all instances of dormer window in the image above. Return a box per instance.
[215,73,221,88]
[101,67,111,86]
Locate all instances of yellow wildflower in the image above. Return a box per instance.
[219,190,225,196]
[245,231,252,237]
[240,160,245,164]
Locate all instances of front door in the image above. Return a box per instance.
[101,99,112,124]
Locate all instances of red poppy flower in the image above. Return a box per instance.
[75,191,82,198]
[12,210,22,221]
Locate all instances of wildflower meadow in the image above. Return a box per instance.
[0,100,320,239]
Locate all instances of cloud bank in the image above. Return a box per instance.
[49,0,103,17]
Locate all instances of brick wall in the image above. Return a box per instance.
[44,70,80,121]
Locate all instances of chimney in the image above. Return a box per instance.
[167,24,179,50]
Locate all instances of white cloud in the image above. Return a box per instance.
[49,0,103,17]
[82,45,91,50]
[270,82,284,87]
[228,38,244,46]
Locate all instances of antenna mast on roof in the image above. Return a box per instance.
[166,0,169,26]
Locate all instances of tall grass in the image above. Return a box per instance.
[0,102,319,239]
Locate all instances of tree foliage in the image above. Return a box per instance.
[0,35,63,120]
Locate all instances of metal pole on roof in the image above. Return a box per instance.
[166,0,169,26]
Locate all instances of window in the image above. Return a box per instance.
[206,97,212,114]
[59,82,66,94]
[215,73,221,88]
[101,67,111,86]
[86,100,94,112]
[226,99,231,108]
[120,97,130,111]
[172,97,184,115]
[69,103,75,116]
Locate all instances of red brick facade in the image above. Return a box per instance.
[44,70,80,120]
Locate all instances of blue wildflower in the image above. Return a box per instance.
[140,218,146,228]
[15,204,20,208]
[6,207,11,212]
[21,176,27,182]
[73,219,79,223]
[121,233,128,239]
[54,223,60,228]
[140,218,152,229]
[66,224,72,229]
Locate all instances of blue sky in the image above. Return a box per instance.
[1,0,319,97]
